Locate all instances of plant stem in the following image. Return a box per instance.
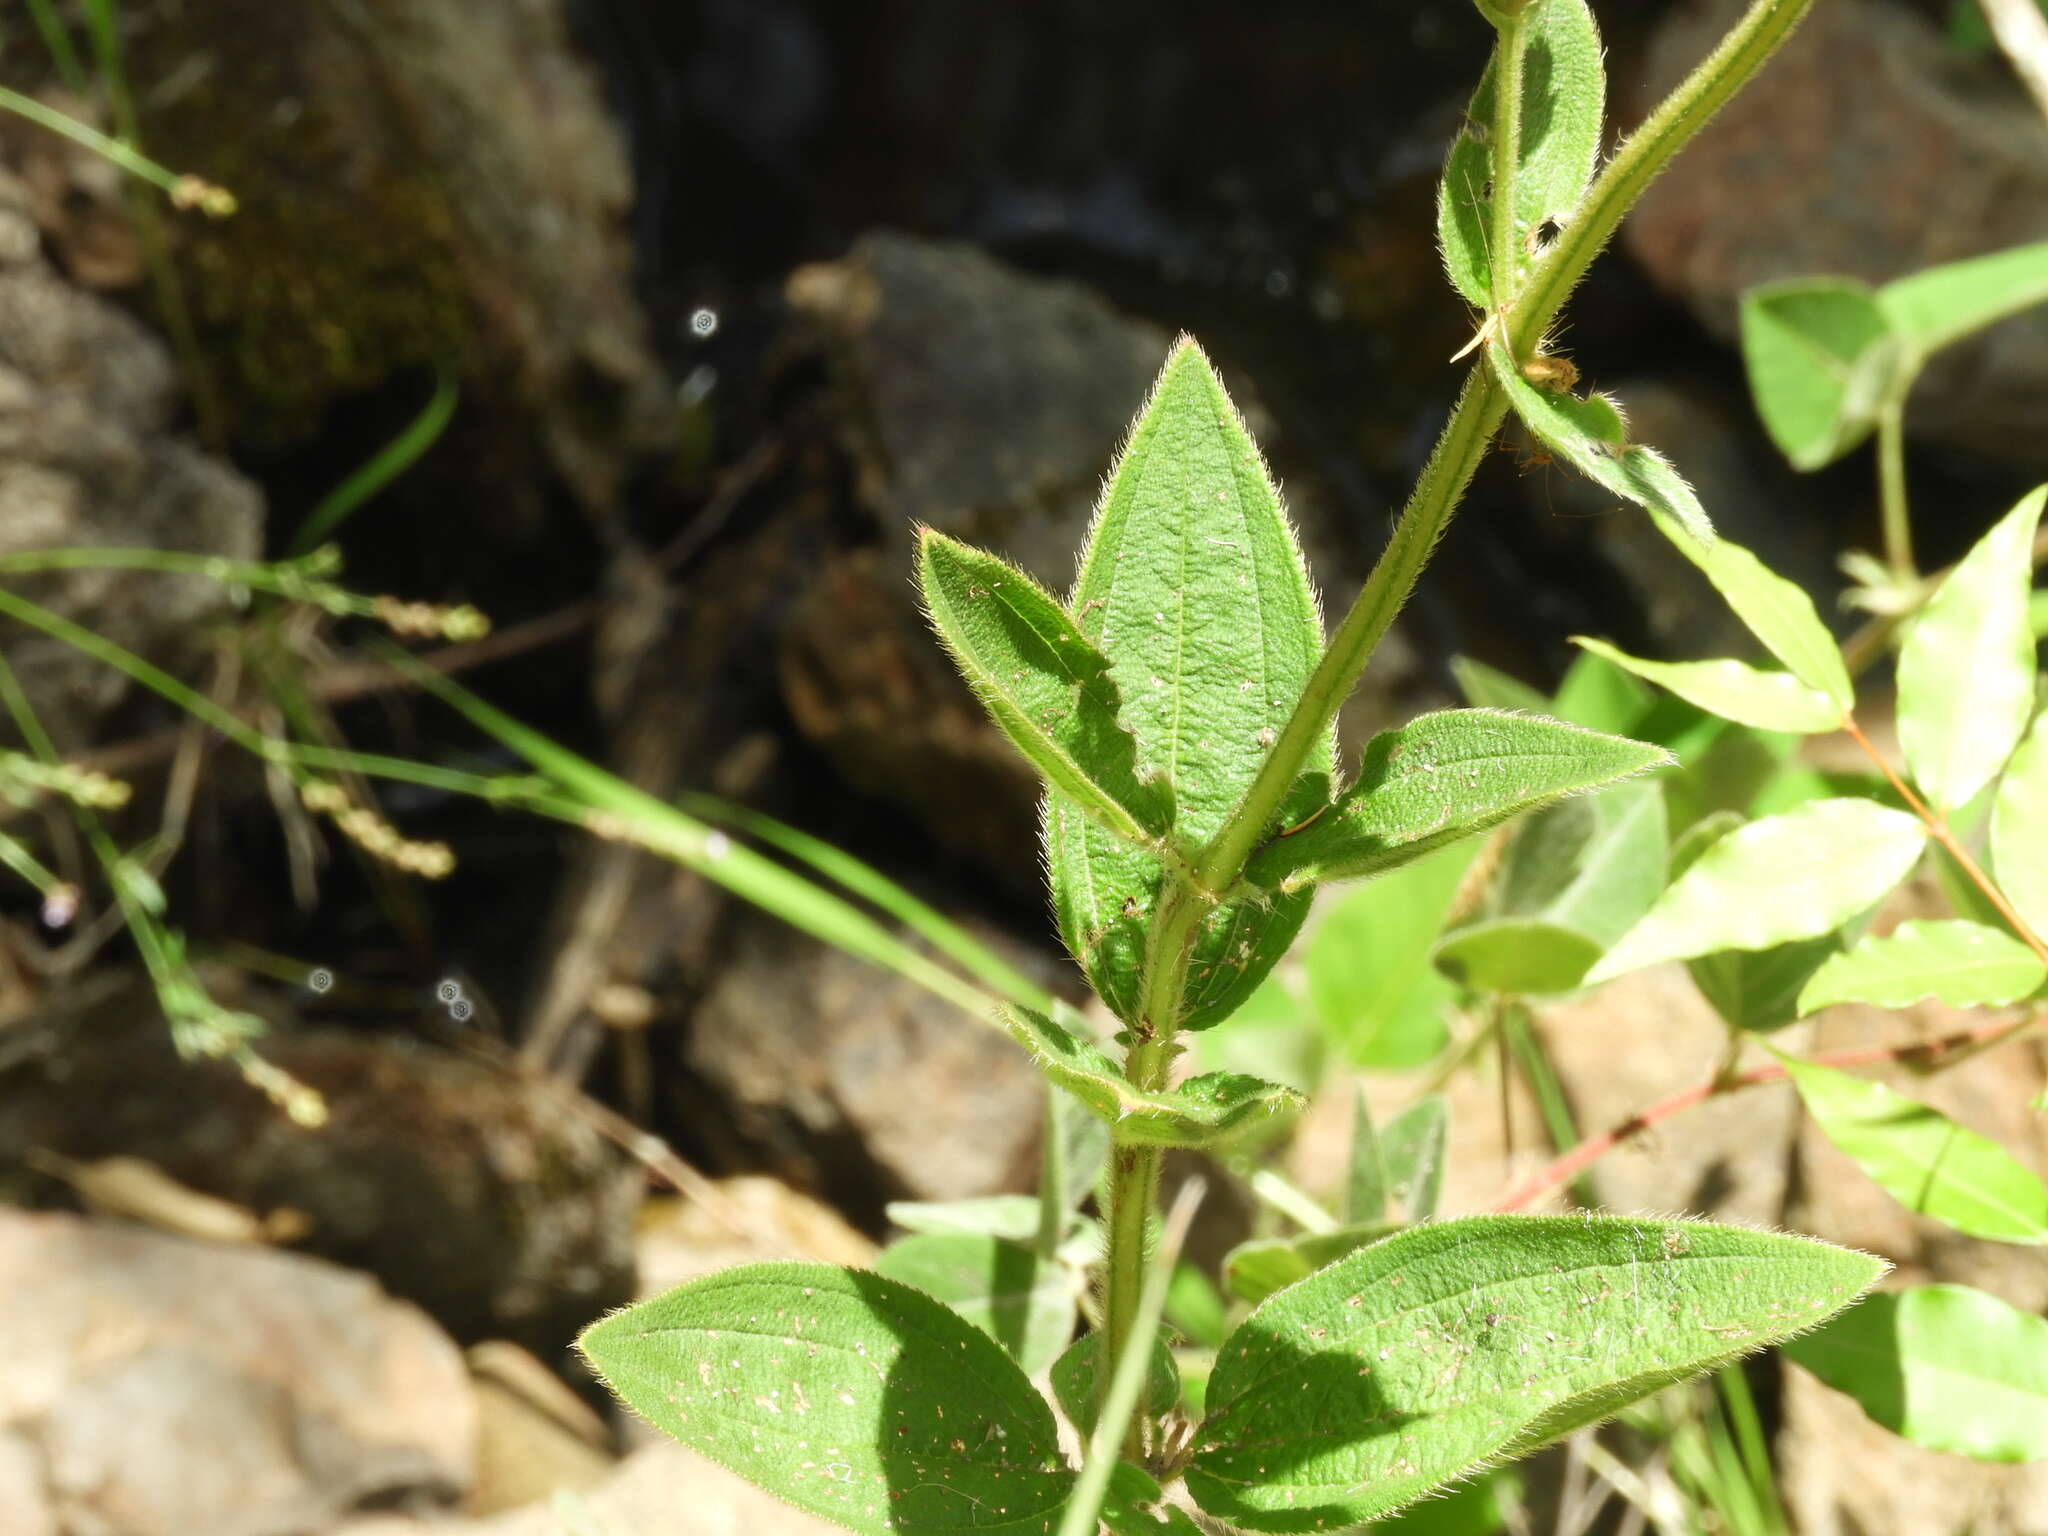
[1493,1012,2038,1210]
[1876,397,1915,578]
[1488,9,1531,312]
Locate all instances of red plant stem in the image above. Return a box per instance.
[1493,1014,2034,1212]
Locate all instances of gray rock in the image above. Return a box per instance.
[1626,0,2048,467]
[0,1208,474,1536]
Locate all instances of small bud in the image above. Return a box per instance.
[1474,0,1542,24]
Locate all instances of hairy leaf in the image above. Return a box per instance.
[1050,1334,1180,1439]
[1783,1284,2048,1462]
[580,1263,1073,1536]
[1223,1223,1398,1306]
[1381,1095,1450,1223]
[1993,707,2048,944]
[999,1005,1305,1148]
[1780,1053,2048,1244]
[873,1233,1078,1375]
[1588,799,1924,983]
[1878,241,2048,358]
[1797,919,2045,1015]
[1738,277,1900,470]
[1050,339,1329,1031]
[1186,1216,1881,1532]
[1896,488,2047,813]
[1247,708,1670,893]
[1570,638,1841,733]
[1438,0,1606,309]
[1488,339,1714,546]
[917,530,1171,845]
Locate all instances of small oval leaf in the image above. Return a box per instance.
[1186,1216,1881,1532]
[1737,277,1900,471]
[1796,919,2046,1015]
[580,1262,1074,1536]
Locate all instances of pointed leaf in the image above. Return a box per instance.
[1783,1284,2048,1463]
[1878,241,2048,358]
[1738,277,1902,470]
[874,1233,1077,1376]
[917,531,1170,846]
[1248,708,1671,893]
[1994,709,2048,945]
[998,1005,1304,1148]
[1186,1216,1882,1532]
[1780,1053,2048,1244]
[1223,1223,1398,1306]
[1380,1095,1449,1223]
[1570,638,1841,733]
[1344,1087,1387,1226]
[1438,0,1606,309]
[1693,539,1854,710]
[1797,919,2045,1015]
[1050,1334,1179,1439]
[1488,339,1714,546]
[1051,338,1329,1031]
[580,1263,1074,1536]
[1897,487,2047,813]
[1588,799,1925,983]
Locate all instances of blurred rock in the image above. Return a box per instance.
[0,979,639,1353]
[634,1180,875,1298]
[0,1208,473,1536]
[464,1343,612,1518]
[0,163,261,746]
[686,905,1053,1210]
[1627,0,2048,467]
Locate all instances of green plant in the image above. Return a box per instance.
[579,5,1900,1530]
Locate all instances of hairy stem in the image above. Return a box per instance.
[1876,398,1915,579]
[1488,10,1531,311]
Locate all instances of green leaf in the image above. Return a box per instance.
[999,1004,1305,1148]
[1896,487,2047,813]
[1691,935,1846,1033]
[1186,1216,1882,1532]
[1223,1224,1400,1306]
[579,1263,1074,1536]
[1783,1284,2048,1463]
[1994,704,2048,945]
[1246,709,1671,894]
[1344,1087,1386,1225]
[1878,241,2048,358]
[1305,845,1473,1068]
[917,531,1171,847]
[874,1233,1078,1376]
[1690,539,1854,710]
[1487,339,1714,546]
[1166,1261,1229,1353]
[1050,338,1329,1032]
[1438,0,1606,309]
[1738,277,1902,471]
[1551,647,1654,733]
[1569,638,1841,733]
[886,1197,1048,1243]
[1797,919,2046,1015]
[1779,1052,2048,1244]
[1588,798,1925,983]
[1451,656,1550,715]
[1433,919,1603,995]
[1050,1334,1179,1439]
[1381,1095,1449,1223]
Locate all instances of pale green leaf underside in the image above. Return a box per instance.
[873,1233,1077,1376]
[1896,487,2047,813]
[1588,798,1924,983]
[579,1262,1073,1536]
[1433,917,1603,995]
[1684,537,1854,710]
[1487,340,1714,546]
[1051,338,1329,1031]
[1797,918,2045,1016]
[998,1004,1305,1147]
[1437,0,1606,309]
[1187,1215,1881,1532]
[1246,708,1671,894]
[1472,778,1669,961]
[1878,241,2048,358]
[1738,277,1899,471]
[917,530,1170,845]
[1992,710,2048,944]
[1571,638,1840,733]
[1781,1053,2048,1245]
[1783,1284,2048,1463]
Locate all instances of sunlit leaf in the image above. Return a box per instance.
[1187,1216,1881,1531]
[1992,709,2048,945]
[1779,1052,2048,1244]
[1878,241,2048,358]
[1896,487,2047,813]
[1738,277,1900,471]
[1305,845,1473,1068]
[874,1233,1077,1375]
[1797,919,2045,1015]
[580,1263,1074,1536]
[1588,799,1924,983]
[1783,1284,2048,1462]
[1569,638,1841,733]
